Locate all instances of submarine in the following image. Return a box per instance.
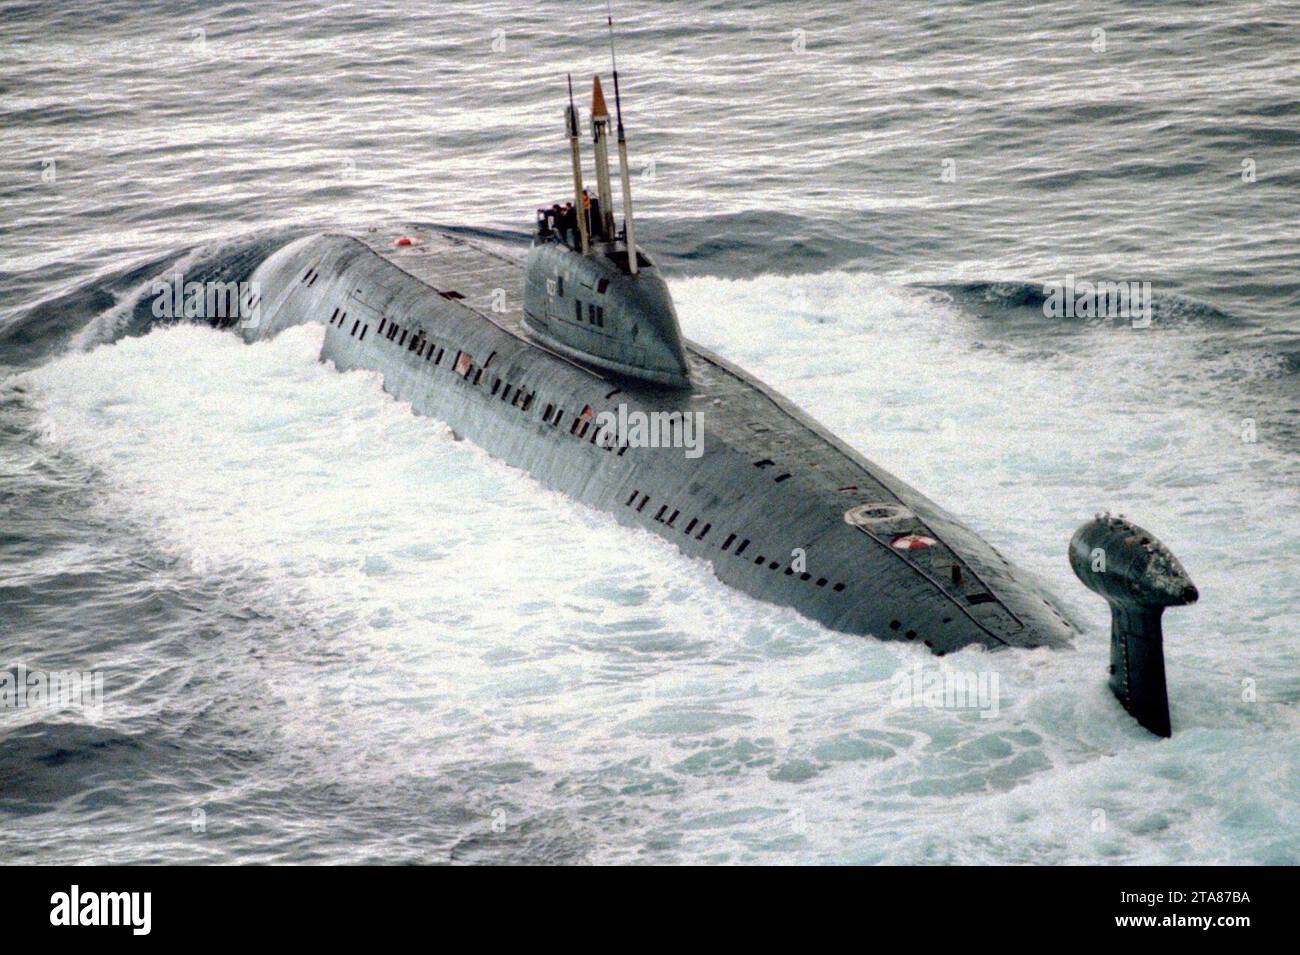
[234,59,1197,737]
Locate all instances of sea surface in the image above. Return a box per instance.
[1,0,1297,864]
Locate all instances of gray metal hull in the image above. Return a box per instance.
[245,226,1077,654]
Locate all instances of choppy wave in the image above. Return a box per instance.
[1,0,1297,864]
[1,262,1294,864]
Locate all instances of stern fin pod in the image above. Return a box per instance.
[1069,514,1198,737]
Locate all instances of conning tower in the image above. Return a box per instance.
[522,72,690,389]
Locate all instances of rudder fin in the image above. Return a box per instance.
[1069,513,1198,737]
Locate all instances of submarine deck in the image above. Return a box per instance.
[341,226,1074,651]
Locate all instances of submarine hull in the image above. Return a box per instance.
[243,226,1077,655]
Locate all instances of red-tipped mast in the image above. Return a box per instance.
[591,75,610,120]
[590,76,617,241]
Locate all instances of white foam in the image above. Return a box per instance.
[20,271,1298,863]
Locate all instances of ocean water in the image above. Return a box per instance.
[1,0,1297,864]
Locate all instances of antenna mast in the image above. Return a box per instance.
[606,1,639,275]
[566,74,590,254]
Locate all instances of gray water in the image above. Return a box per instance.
[0,0,1296,864]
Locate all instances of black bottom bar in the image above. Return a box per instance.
[2,865,1284,942]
